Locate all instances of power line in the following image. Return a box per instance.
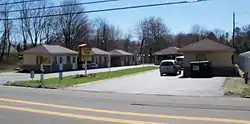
[0,0,40,6]
[0,0,211,21]
[2,0,119,13]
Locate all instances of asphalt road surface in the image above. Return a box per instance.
[0,65,152,85]
[67,70,225,97]
[1,86,250,124]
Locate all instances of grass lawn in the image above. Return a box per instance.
[224,77,250,98]
[5,66,158,89]
[0,69,15,73]
[224,65,250,98]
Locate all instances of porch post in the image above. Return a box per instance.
[155,55,157,65]
[121,56,124,66]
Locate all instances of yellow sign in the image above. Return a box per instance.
[84,55,92,61]
[81,48,92,61]
[81,48,92,55]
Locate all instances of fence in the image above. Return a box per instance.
[235,54,250,77]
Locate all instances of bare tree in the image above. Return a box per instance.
[91,17,107,49]
[190,24,208,41]
[123,33,132,52]
[0,2,12,62]
[56,0,89,49]
[18,0,49,48]
[90,18,122,51]
[136,16,170,57]
[207,32,217,41]
[43,8,58,44]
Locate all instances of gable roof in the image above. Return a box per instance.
[109,49,133,56]
[92,47,110,55]
[179,38,236,52]
[153,47,181,55]
[22,45,78,55]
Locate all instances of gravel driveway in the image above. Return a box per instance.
[67,70,226,97]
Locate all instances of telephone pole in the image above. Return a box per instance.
[232,12,235,47]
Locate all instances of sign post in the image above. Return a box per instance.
[40,64,44,88]
[108,54,111,74]
[83,47,92,76]
[58,63,63,87]
[30,71,34,81]
[58,71,63,87]
[84,56,87,76]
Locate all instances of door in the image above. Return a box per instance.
[72,56,77,70]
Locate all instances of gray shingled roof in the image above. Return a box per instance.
[179,38,236,52]
[22,45,78,55]
[109,49,133,56]
[153,47,181,55]
[92,47,110,55]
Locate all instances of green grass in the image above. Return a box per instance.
[226,64,250,98]
[5,66,157,89]
[224,77,250,98]
[241,87,250,98]
[0,69,15,73]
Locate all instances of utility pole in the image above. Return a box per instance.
[232,12,235,47]
[232,12,236,64]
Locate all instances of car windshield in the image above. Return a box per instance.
[161,62,174,66]
[176,58,183,61]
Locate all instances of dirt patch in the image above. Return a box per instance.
[223,77,250,97]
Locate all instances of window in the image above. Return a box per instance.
[196,54,207,61]
[42,56,51,64]
[36,56,51,64]
[176,58,183,62]
[161,62,174,66]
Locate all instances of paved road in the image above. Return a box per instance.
[0,65,152,84]
[0,86,250,124]
[67,70,225,97]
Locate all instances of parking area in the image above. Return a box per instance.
[67,70,226,97]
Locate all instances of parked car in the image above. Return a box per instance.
[159,60,181,76]
[175,56,184,69]
[87,63,98,69]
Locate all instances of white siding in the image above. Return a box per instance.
[23,54,37,65]
[55,55,77,65]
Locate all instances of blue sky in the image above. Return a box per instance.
[55,0,250,36]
